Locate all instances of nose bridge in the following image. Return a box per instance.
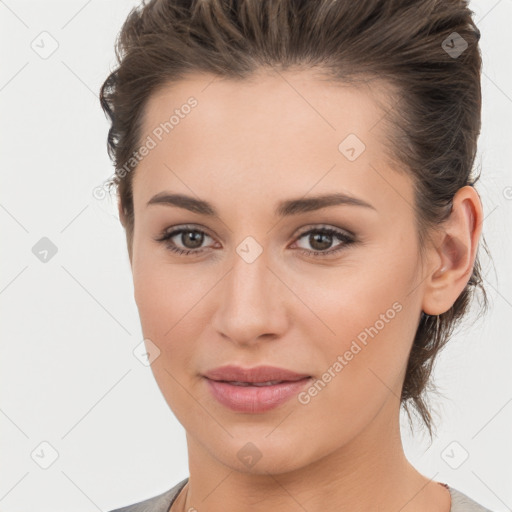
[231,240,269,302]
[213,237,287,344]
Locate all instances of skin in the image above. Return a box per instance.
[122,69,483,512]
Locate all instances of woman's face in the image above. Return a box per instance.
[129,70,430,474]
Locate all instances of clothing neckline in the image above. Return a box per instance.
[168,479,454,512]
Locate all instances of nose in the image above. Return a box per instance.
[210,242,289,347]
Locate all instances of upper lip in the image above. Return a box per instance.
[203,365,311,383]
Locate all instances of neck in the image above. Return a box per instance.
[180,396,450,512]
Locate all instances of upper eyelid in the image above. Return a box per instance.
[161,224,215,241]
[294,224,354,237]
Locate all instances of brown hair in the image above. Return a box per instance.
[100,0,489,439]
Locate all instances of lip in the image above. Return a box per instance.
[203,365,310,383]
[203,365,312,413]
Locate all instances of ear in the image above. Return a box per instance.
[421,185,483,316]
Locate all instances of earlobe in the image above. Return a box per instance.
[421,186,483,316]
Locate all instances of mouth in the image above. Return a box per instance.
[203,364,311,384]
[204,376,312,413]
[213,378,308,386]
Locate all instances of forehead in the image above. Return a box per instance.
[140,69,393,151]
[133,70,411,217]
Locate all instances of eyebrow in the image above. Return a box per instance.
[146,192,376,217]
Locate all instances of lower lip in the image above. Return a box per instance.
[204,377,312,413]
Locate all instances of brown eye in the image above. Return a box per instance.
[307,232,334,251]
[155,226,214,256]
[293,227,355,257]
[179,230,205,249]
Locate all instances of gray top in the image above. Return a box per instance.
[108,477,494,512]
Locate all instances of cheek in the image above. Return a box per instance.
[292,284,417,439]
[133,266,203,350]
[131,246,213,375]
[132,258,205,414]
[132,238,197,332]
[301,240,421,386]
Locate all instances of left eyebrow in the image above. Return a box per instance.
[275,192,377,216]
[146,192,377,217]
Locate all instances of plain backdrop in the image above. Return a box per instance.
[0,0,511,511]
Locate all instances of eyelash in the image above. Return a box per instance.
[154,224,355,258]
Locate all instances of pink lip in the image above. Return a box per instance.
[203,365,312,413]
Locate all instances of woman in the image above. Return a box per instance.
[100,0,493,510]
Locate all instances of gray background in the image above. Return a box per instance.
[1,0,511,510]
